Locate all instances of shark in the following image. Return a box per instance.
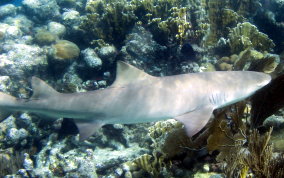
[0,61,271,140]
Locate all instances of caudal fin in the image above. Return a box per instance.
[0,92,16,122]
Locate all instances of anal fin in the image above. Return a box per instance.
[74,119,103,141]
[175,106,214,137]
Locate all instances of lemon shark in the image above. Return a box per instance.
[0,61,271,140]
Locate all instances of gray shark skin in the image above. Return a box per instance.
[0,61,271,140]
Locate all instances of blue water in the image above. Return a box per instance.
[0,0,23,6]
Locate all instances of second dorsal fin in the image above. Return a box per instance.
[31,77,59,99]
[111,61,155,87]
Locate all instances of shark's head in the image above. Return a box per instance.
[231,71,271,103]
[246,72,271,92]
[214,71,271,108]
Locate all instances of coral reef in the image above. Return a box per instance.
[81,48,102,69]
[81,0,191,46]
[0,31,4,40]
[118,25,168,75]
[22,0,60,21]
[148,119,184,155]
[205,0,244,46]
[228,0,262,18]
[97,45,117,64]
[0,4,17,19]
[47,22,66,38]
[0,43,48,77]
[82,0,137,46]
[0,0,283,177]
[228,22,275,54]
[34,30,57,46]
[0,149,24,176]
[131,153,167,177]
[50,40,80,61]
[203,98,284,177]
[215,49,280,73]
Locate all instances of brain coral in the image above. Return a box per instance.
[51,40,80,61]
[34,30,57,46]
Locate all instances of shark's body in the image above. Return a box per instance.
[0,61,271,140]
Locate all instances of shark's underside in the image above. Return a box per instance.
[0,61,271,140]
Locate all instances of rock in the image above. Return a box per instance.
[0,76,12,93]
[48,22,66,38]
[210,174,224,178]
[97,80,107,87]
[180,61,200,73]
[50,40,80,61]
[103,71,111,79]
[23,153,34,170]
[22,0,60,21]
[19,120,151,177]
[0,43,48,77]
[97,45,117,63]
[34,30,57,45]
[81,48,102,69]
[62,10,81,27]
[0,23,22,40]
[0,4,17,19]
[6,128,28,144]
[115,167,124,176]
[119,25,167,75]
[17,169,30,177]
[17,113,33,129]
[0,116,17,133]
[0,31,4,40]
[61,63,84,92]
[57,0,77,7]
[203,164,210,172]
[3,15,33,34]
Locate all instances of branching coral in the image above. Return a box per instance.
[146,6,191,45]
[82,0,137,46]
[242,128,273,177]
[208,108,284,178]
[216,49,279,73]
[81,0,191,46]
[206,102,247,155]
[204,0,244,46]
[126,153,167,177]
[148,119,186,156]
[228,22,275,54]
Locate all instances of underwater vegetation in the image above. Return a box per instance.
[228,22,275,54]
[0,149,25,175]
[81,0,191,46]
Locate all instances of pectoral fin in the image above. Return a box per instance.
[175,106,214,137]
[74,120,103,141]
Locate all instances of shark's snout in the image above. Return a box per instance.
[257,73,271,87]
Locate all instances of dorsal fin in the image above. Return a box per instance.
[31,77,59,99]
[111,61,155,87]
